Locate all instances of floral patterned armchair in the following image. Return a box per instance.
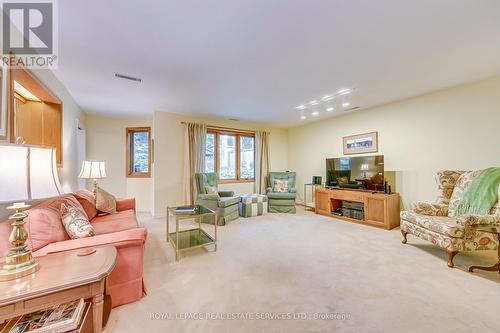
[400,170,500,268]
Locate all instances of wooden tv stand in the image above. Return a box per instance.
[315,187,400,230]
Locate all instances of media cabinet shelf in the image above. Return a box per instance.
[315,187,400,230]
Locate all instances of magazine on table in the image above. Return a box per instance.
[175,205,198,215]
[2,298,85,333]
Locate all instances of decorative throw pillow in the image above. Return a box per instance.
[60,203,95,239]
[95,187,117,214]
[273,179,289,193]
[337,177,349,186]
[447,170,482,217]
[205,185,218,195]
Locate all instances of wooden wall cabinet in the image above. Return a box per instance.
[315,187,400,230]
[10,66,63,165]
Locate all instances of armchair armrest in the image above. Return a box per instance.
[33,228,148,256]
[266,187,273,194]
[218,191,234,197]
[457,214,500,227]
[289,187,297,194]
[197,194,220,201]
[411,202,448,216]
[116,198,136,212]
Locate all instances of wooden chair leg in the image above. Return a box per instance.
[447,250,458,268]
[401,230,409,244]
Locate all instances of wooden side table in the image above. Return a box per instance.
[469,226,500,274]
[0,246,117,333]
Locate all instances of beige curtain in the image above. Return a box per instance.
[254,131,270,194]
[183,123,207,204]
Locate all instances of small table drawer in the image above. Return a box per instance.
[331,191,364,202]
[0,304,15,317]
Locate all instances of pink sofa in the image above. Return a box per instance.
[0,189,147,307]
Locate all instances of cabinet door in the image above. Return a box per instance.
[315,190,331,215]
[365,197,386,227]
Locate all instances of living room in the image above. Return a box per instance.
[1,1,500,333]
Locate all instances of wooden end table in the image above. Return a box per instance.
[0,246,117,332]
[469,226,500,274]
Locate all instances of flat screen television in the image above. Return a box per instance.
[326,155,385,192]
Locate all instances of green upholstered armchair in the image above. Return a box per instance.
[194,173,240,225]
[266,171,297,213]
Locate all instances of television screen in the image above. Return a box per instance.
[326,155,385,192]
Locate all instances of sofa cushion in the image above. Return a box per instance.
[447,170,482,217]
[26,207,70,252]
[73,189,98,220]
[91,209,138,234]
[401,210,466,238]
[267,192,296,200]
[435,170,466,205]
[412,202,448,216]
[268,199,296,206]
[218,196,240,208]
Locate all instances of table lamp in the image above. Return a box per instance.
[78,161,107,193]
[0,144,63,281]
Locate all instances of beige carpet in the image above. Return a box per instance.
[105,208,500,333]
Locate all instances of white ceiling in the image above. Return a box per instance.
[53,0,500,127]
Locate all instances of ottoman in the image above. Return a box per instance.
[239,194,268,217]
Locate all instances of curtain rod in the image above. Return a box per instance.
[180,122,256,134]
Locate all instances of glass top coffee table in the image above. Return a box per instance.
[166,205,217,261]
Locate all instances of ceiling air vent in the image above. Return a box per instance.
[343,106,360,112]
[115,73,142,82]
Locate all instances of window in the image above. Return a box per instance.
[205,132,216,173]
[205,129,255,182]
[126,127,151,178]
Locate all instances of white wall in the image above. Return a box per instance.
[85,114,153,212]
[288,75,500,209]
[153,111,289,217]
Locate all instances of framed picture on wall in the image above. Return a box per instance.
[343,132,378,155]
[0,62,7,140]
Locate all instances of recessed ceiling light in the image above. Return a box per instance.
[311,111,319,116]
[326,107,334,112]
[296,104,306,110]
[309,100,319,106]
[337,88,352,95]
[300,115,307,120]
[322,95,333,101]
[342,95,351,108]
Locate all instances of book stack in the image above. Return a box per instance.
[175,205,198,215]
[0,298,87,333]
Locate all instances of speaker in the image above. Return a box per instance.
[312,176,322,185]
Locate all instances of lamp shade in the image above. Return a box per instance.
[360,163,369,171]
[78,161,107,179]
[0,144,63,203]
